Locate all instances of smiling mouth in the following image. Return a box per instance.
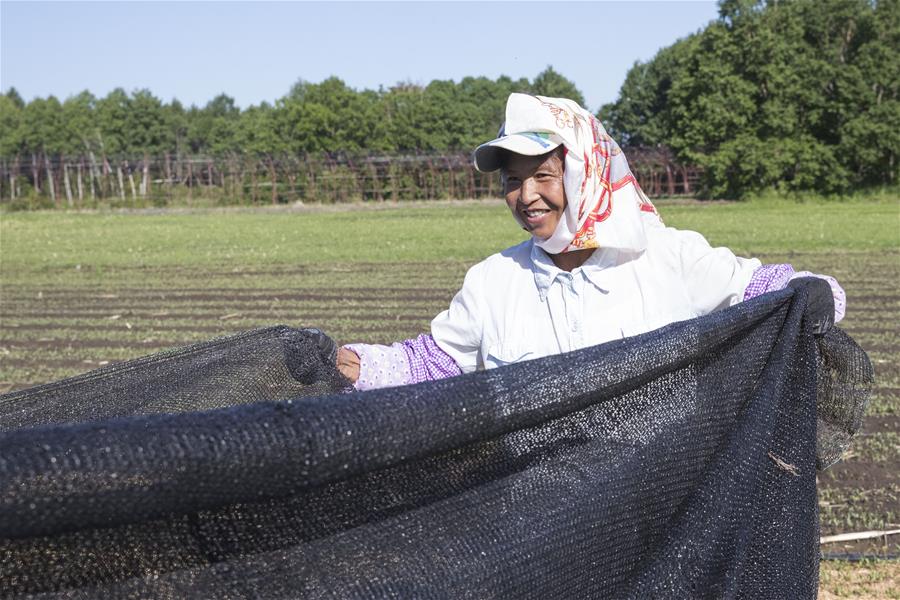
[523,208,551,219]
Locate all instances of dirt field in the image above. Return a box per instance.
[1,204,898,595]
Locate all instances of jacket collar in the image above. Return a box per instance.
[530,241,618,301]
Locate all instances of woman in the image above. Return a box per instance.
[337,93,845,389]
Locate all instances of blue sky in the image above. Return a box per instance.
[1,1,720,112]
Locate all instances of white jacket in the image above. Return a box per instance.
[431,228,761,373]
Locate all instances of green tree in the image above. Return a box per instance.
[165,99,189,158]
[186,93,241,155]
[4,87,25,109]
[95,88,132,157]
[127,89,169,156]
[0,94,24,158]
[601,0,899,198]
[277,77,383,153]
[530,66,586,107]
[599,38,697,146]
[61,91,98,156]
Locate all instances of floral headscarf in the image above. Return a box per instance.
[475,93,660,255]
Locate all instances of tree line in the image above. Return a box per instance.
[0,0,896,205]
[601,0,898,198]
[0,68,589,207]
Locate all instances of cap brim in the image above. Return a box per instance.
[473,132,564,172]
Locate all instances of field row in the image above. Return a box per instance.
[2,239,898,558]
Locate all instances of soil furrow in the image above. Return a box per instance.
[817,460,900,493]
[0,327,424,350]
[2,295,452,308]
[1,286,457,297]
[861,415,900,434]
[2,310,435,321]
[0,322,428,334]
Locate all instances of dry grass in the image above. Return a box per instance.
[820,560,900,599]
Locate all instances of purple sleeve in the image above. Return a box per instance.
[400,334,463,383]
[742,264,796,300]
[743,263,846,324]
[344,334,462,392]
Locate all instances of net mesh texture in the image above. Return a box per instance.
[0,282,873,599]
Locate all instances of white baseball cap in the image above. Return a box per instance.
[473,125,565,173]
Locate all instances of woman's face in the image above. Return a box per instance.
[502,148,566,240]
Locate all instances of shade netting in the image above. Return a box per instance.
[0,282,872,599]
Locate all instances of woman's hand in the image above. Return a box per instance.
[787,277,835,336]
[336,347,361,383]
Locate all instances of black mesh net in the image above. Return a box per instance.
[0,282,872,599]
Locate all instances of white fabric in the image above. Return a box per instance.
[431,220,761,374]
[484,93,661,255]
[474,130,565,172]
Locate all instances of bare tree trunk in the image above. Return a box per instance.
[445,156,454,199]
[141,154,150,197]
[44,152,57,205]
[251,164,258,204]
[229,156,240,202]
[116,164,126,200]
[9,156,19,199]
[76,161,84,204]
[287,173,297,202]
[306,155,316,201]
[187,160,193,202]
[86,150,100,199]
[103,155,113,197]
[389,160,397,200]
[31,153,41,194]
[665,163,675,197]
[88,158,96,200]
[237,161,246,204]
[125,160,137,200]
[164,153,172,200]
[63,161,74,207]
[269,157,277,205]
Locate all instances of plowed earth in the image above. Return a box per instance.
[2,249,898,588]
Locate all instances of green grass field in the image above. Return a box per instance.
[2,197,897,271]
[2,197,899,595]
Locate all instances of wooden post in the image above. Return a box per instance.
[125,160,137,201]
[31,153,41,194]
[8,159,15,200]
[76,160,84,204]
[665,163,675,197]
[44,153,57,205]
[141,153,150,197]
[164,152,172,201]
[10,156,19,200]
[269,156,277,205]
[63,161,74,207]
